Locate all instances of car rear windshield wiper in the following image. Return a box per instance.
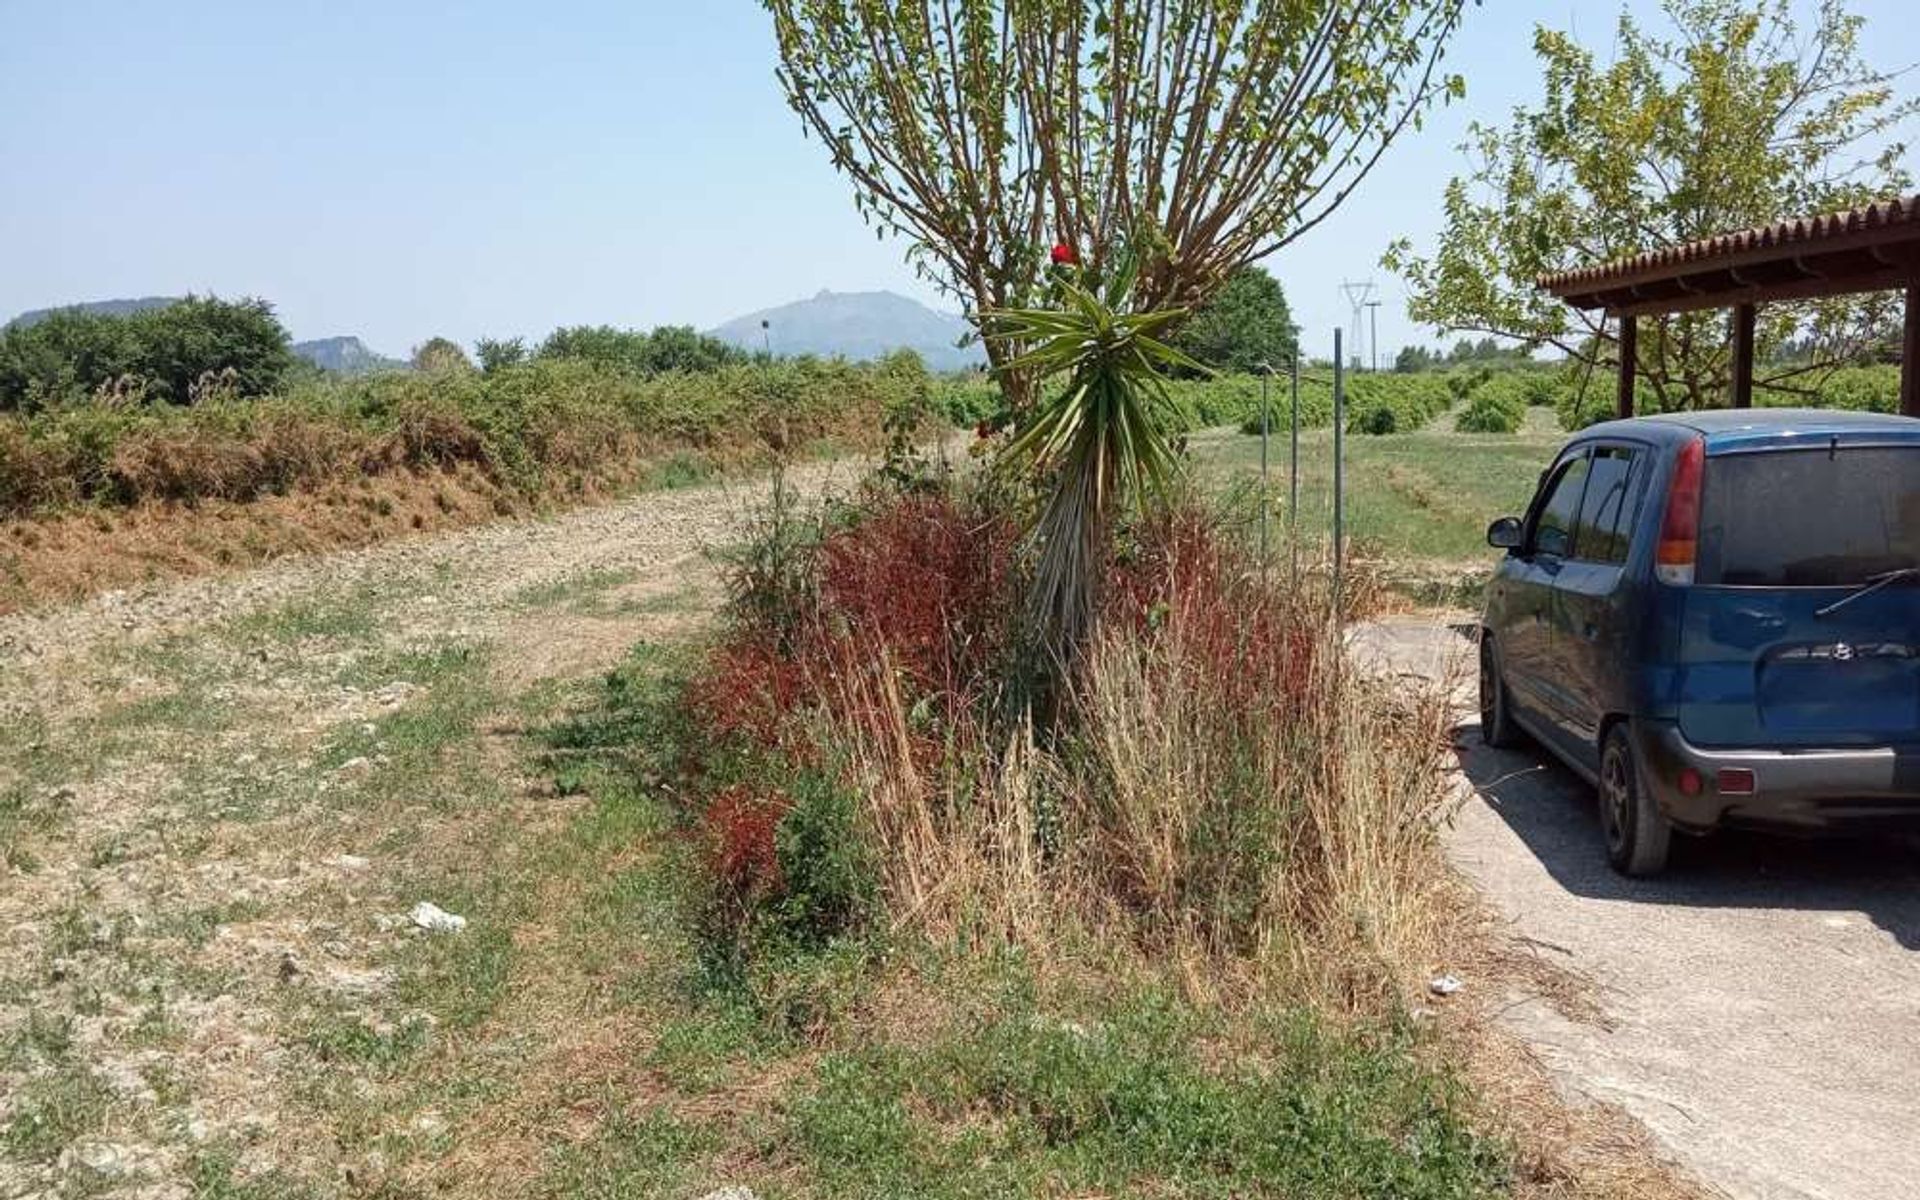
[1815,565,1920,618]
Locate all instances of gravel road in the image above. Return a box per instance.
[1360,617,1920,1200]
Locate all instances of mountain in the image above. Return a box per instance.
[291,336,404,374]
[6,296,181,330]
[708,290,983,372]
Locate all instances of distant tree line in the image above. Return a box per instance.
[0,297,762,413]
[1393,337,1537,373]
[0,296,295,412]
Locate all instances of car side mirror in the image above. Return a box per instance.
[1487,517,1524,551]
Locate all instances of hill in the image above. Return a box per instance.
[708,289,983,372]
[6,296,182,330]
[291,336,404,374]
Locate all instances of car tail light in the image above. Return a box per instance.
[1655,437,1705,586]
[1716,768,1756,795]
[1677,767,1704,797]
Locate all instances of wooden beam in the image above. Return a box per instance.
[1604,262,1917,317]
[1618,314,1638,420]
[1904,283,1920,418]
[1543,217,1920,302]
[1731,303,1756,408]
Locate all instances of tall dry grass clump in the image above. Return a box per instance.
[673,476,1456,1009]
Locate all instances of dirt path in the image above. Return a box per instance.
[0,455,876,1198]
[1358,617,1920,1200]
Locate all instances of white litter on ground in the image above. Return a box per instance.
[409,901,467,933]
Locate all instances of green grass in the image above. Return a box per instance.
[1188,407,1561,566]
[2,1063,115,1163]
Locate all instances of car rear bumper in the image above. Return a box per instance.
[1630,720,1920,831]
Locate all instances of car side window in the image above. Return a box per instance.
[1531,453,1591,559]
[1572,446,1641,565]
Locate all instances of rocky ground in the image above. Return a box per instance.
[0,457,874,1199]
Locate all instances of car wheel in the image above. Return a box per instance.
[1479,637,1522,748]
[1599,723,1671,877]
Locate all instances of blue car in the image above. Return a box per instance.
[1480,408,1920,875]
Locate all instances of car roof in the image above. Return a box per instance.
[1577,407,1920,450]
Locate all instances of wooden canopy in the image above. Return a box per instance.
[1537,195,1920,418]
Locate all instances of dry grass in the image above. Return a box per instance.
[689,486,1454,1012]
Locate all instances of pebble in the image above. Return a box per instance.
[409,901,467,933]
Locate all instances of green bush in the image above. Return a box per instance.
[1770,364,1900,413]
[773,771,878,946]
[932,374,1002,426]
[0,296,295,411]
[1455,391,1524,433]
[537,323,746,375]
[1359,405,1398,435]
[1552,362,1903,429]
[1343,373,1452,434]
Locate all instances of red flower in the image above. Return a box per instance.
[1050,242,1077,265]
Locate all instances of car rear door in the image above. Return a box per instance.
[1678,439,1920,748]
[1550,442,1651,767]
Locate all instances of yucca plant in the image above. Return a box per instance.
[987,255,1204,665]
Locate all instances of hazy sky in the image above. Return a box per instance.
[3,1,1917,362]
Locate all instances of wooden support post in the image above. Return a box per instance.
[1903,283,1920,418]
[1617,314,1638,420]
[1731,302,1755,408]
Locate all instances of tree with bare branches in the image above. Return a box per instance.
[763,0,1470,405]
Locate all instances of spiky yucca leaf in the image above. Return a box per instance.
[986,266,1204,661]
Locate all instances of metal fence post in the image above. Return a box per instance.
[1289,354,1300,589]
[1332,329,1345,618]
[1258,363,1271,583]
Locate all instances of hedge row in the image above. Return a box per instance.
[0,355,923,518]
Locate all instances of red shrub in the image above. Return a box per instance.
[1107,505,1326,728]
[815,494,1015,705]
[685,632,811,752]
[702,782,789,901]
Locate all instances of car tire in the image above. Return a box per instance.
[1599,723,1671,877]
[1479,637,1522,748]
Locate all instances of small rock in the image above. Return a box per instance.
[375,681,419,708]
[411,1112,447,1136]
[409,902,467,934]
[65,1140,131,1179]
[331,854,370,871]
[697,1189,760,1200]
[336,757,373,775]
[1428,974,1463,997]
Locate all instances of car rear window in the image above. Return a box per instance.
[1696,446,1920,586]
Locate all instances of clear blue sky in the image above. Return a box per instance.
[2,1,1916,362]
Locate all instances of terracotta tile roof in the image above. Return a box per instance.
[1537,194,1920,295]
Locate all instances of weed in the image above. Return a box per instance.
[542,1105,718,1197]
[303,1013,433,1069]
[787,980,1508,1198]
[2,1064,115,1162]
